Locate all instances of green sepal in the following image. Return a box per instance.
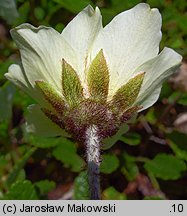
[41,107,64,129]
[87,49,109,103]
[62,59,84,107]
[35,81,65,115]
[125,105,143,114]
[111,72,145,112]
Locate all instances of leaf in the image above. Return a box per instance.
[35,180,56,194]
[159,82,173,100]
[169,141,187,162]
[103,187,127,200]
[178,94,187,106]
[144,107,157,125]
[53,0,93,13]
[100,8,116,26]
[111,0,140,11]
[0,121,9,140]
[0,60,14,80]
[62,59,84,107]
[26,135,68,148]
[100,154,119,174]
[73,171,89,200]
[14,1,29,25]
[144,154,187,180]
[25,104,68,137]
[0,0,19,24]
[121,153,139,181]
[52,139,85,172]
[4,180,38,200]
[0,83,15,121]
[13,89,35,109]
[111,72,145,112]
[167,131,187,162]
[34,7,45,21]
[167,131,187,150]
[120,132,141,146]
[6,147,36,187]
[167,91,181,104]
[87,50,109,102]
[103,124,129,150]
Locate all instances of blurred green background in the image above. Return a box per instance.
[0,0,187,200]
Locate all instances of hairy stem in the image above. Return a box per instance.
[85,125,101,200]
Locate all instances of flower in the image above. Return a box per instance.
[5,3,182,140]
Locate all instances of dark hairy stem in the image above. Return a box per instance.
[85,125,101,200]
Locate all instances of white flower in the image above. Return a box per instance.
[5,3,182,138]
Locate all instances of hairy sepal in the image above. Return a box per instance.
[62,59,84,107]
[35,81,65,115]
[87,49,109,103]
[111,72,145,112]
[41,107,64,129]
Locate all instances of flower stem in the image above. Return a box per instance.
[85,125,101,200]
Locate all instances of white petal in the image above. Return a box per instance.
[61,6,102,86]
[5,64,30,91]
[10,24,77,91]
[26,104,69,137]
[92,3,162,97]
[138,87,161,111]
[134,47,182,110]
[5,64,47,105]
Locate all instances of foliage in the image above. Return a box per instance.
[0,0,187,200]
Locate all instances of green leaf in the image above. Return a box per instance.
[103,187,127,200]
[167,91,181,104]
[34,7,45,21]
[25,135,68,149]
[0,83,15,121]
[0,121,9,140]
[14,1,29,25]
[62,59,84,107]
[0,0,19,24]
[100,154,119,174]
[100,8,116,26]
[35,81,65,115]
[177,94,187,106]
[111,72,145,112]
[144,107,157,125]
[4,180,38,200]
[6,147,36,187]
[87,50,109,102]
[111,0,140,11]
[73,171,89,200]
[0,60,14,80]
[121,153,139,181]
[167,131,187,148]
[120,132,141,146]
[53,0,93,13]
[167,131,187,162]
[52,139,85,172]
[144,154,187,180]
[103,124,129,150]
[35,180,56,194]
[159,82,173,100]
[169,141,187,162]
[13,89,35,109]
